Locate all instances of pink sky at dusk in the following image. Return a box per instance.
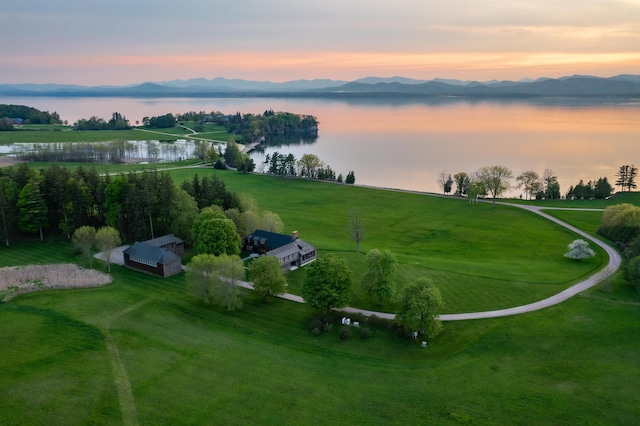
[2,0,639,85]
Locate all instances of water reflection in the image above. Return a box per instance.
[0,96,638,196]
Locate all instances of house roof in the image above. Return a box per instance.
[267,239,315,259]
[245,230,294,249]
[123,242,180,264]
[145,233,183,247]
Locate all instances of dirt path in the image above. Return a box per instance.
[100,297,154,426]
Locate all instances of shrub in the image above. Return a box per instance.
[360,327,372,339]
[339,326,351,340]
[308,317,323,332]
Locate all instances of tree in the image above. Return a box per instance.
[192,208,240,256]
[345,170,356,184]
[223,141,242,168]
[249,255,287,302]
[302,254,352,312]
[444,175,453,195]
[95,226,121,272]
[193,140,210,162]
[453,172,469,196]
[616,164,638,192]
[262,211,284,233]
[564,239,595,261]
[362,249,397,305]
[0,175,18,246]
[347,209,366,253]
[72,226,96,267]
[169,188,199,245]
[437,171,449,195]
[297,153,323,178]
[17,179,48,240]
[395,277,443,341]
[212,254,245,311]
[594,177,613,199]
[186,253,218,304]
[236,154,256,173]
[516,170,540,200]
[477,166,513,205]
[466,172,486,203]
[623,256,640,292]
[542,169,560,199]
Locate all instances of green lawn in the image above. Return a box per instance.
[170,169,608,313]
[0,124,239,144]
[1,175,639,424]
[1,262,639,425]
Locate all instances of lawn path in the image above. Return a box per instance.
[100,297,154,426]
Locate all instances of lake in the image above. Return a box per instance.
[2,96,639,197]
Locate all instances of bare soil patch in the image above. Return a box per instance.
[0,156,21,168]
[0,263,112,301]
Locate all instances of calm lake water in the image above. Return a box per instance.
[2,96,639,197]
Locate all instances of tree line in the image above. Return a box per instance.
[438,164,637,201]
[0,104,62,129]
[264,152,355,184]
[599,203,640,294]
[0,164,251,247]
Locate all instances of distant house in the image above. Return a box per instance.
[243,230,316,272]
[10,118,23,125]
[123,234,184,277]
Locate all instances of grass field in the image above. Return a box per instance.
[1,169,639,424]
[167,169,608,313]
[1,257,639,424]
[0,123,239,144]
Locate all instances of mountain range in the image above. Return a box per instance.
[1,75,639,98]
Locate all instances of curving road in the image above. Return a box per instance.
[283,202,620,322]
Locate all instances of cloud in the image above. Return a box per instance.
[2,0,639,83]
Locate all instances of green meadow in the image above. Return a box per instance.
[0,123,237,144]
[1,168,639,424]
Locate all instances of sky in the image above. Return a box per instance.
[2,0,640,85]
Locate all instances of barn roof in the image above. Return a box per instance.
[123,242,180,264]
[145,234,183,247]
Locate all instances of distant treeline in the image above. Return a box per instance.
[176,109,319,143]
[0,104,62,129]
[75,112,131,130]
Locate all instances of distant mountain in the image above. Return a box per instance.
[160,77,347,91]
[1,75,639,98]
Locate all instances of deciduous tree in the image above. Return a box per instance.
[478,166,513,205]
[95,226,121,272]
[362,249,397,305]
[249,255,287,302]
[564,239,595,261]
[302,254,352,312]
[453,172,469,196]
[72,226,96,267]
[192,208,240,256]
[213,254,245,311]
[395,277,443,341]
[516,170,540,200]
[347,209,366,253]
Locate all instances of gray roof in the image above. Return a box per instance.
[145,234,183,247]
[268,239,315,259]
[123,242,180,264]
